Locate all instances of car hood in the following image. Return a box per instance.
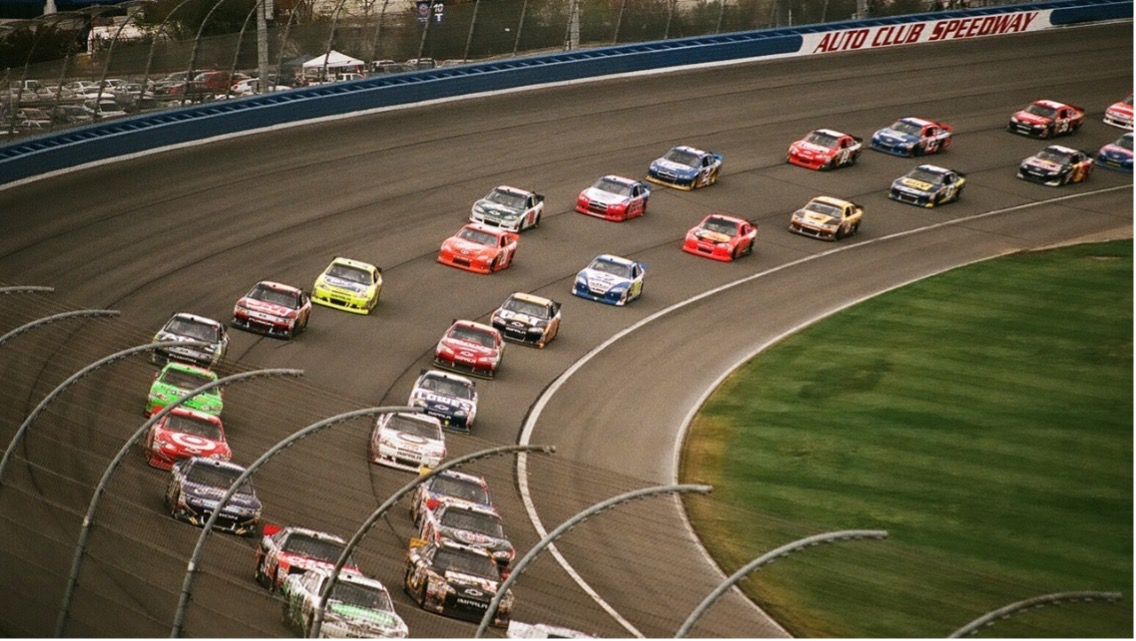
[444,237,494,255]
[318,275,369,294]
[473,200,522,217]
[183,481,259,509]
[442,570,499,593]
[1013,110,1052,125]
[383,429,442,449]
[650,159,697,176]
[1100,144,1132,159]
[1022,157,1064,172]
[441,337,496,356]
[691,228,732,243]
[411,389,475,413]
[239,297,294,317]
[493,308,547,327]
[791,141,832,156]
[794,209,837,225]
[154,426,226,455]
[579,270,630,293]
[894,177,936,192]
[874,128,918,145]
[327,602,403,628]
[582,188,629,205]
[439,527,512,553]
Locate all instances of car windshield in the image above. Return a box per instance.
[587,258,633,278]
[166,318,219,342]
[889,120,922,135]
[330,581,395,612]
[429,475,491,504]
[700,216,738,237]
[457,227,497,245]
[421,376,474,400]
[160,367,216,390]
[325,263,372,285]
[440,509,504,538]
[248,284,300,308]
[806,201,843,218]
[1117,136,1133,151]
[433,548,499,580]
[1026,103,1057,118]
[906,168,945,184]
[592,177,633,196]
[283,534,352,564]
[1036,149,1071,164]
[386,415,442,440]
[485,189,526,209]
[501,297,550,319]
[165,414,222,440]
[805,131,840,148]
[185,463,253,494]
[662,148,700,167]
[449,326,496,347]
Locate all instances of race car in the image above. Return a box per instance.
[1017,145,1094,186]
[1007,100,1085,138]
[410,469,495,527]
[870,117,953,157]
[490,292,561,348]
[152,312,229,369]
[164,457,261,536]
[419,503,515,571]
[370,411,446,472]
[470,185,545,232]
[786,129,863,170]
[255,525,361,592]
[681,213,758,262]
[433,320,504,379]
[282,569,408,639]
[231,280,311,339]
[888,165,967,208]
[575,175,650,221]
[409,369,478,431]
[146,361,222,417]
[1097,132,1133,172]
[312,257,382,314]
[646,145,723,190]
[788,196,863,241]
[437,224,518,274]
[404,538,514,627]
[1103,94,1133,129]
[144,407,230,470]
[572,254,646,306]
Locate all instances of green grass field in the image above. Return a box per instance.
[680,240,1133,638]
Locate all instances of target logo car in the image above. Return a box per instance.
[144,407,230,470]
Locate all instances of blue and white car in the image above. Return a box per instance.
[870,117,953,157]
[408,369,478,431]
[572,254,646,306]
[164,458,261,536]
[1097,132,1133,172]
[646,145,723,190]
[888,165,966,208]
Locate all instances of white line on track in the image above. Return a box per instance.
[517,185,1132,637]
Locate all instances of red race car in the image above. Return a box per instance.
[433,320,504,379]
[682,213,758,262]
[437,224,518,274]
[144,407,230,470]
[787,128,863,170]
[255,525,362,591]
[231,280,311,339]
[1007,99,1085,138]
[575,175,651,221]
[1104,94,1133,130]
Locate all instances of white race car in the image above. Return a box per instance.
[369,412,446,472]
[470,185,544,232]
[281,569,408,638]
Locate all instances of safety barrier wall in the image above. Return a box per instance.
[0,0,1130,187]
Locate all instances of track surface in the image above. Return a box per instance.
[0,22,1131,638]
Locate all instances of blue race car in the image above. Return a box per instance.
[646,145,722,190]
[572,254,646,306]
[870,117,953,157]
[1097,132,1133,172]
[165,457,261,536]
[888,164,966,208]
[408,369,478,431]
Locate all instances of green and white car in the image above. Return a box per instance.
[146,362,223,417]
[281,569,408,638]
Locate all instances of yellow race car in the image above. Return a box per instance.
[311,257,382,314]
[788,196,863,241]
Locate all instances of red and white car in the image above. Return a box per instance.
[575,175,651,222]
[254,525,361,591]
[410,469,494,526]
[433,320,504,379]
[787,128,863,170]
[1104,94,1133,130]
[231,280,311,339]
[1007,99,1085,138]
[437,224,518,274]
[682,213,758,262]
[144,407,230,470]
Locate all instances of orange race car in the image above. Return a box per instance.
[437,224,518,274]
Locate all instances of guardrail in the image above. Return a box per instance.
[0,0,1129,188]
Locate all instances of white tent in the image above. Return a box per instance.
[302,51,365,70]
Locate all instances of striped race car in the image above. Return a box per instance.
[870,117,953,157]
[888,165,966,207]
[646,145,722,190]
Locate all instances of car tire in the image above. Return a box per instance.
[954,186,965,202]
[851,221,861,236]
[533,211,541,228]
[743,241,754,257]
[1042,124,1054,139]
[281,601,291,629]
[255,560,269,588]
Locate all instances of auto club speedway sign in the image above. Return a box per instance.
[802,9,1051,53]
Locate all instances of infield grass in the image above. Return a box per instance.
[680,240,1133,638]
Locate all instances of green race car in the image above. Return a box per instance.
[312,257,383,314]
[146,362,223,417]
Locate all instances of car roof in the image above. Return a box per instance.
[913,164,952,175]
[299,568,388,590]
[170,312,223,327]
[1044,145,1079,155]
[592,254,635,267]
[450,319,498,334]
[813,128,847,138]
[182,457,245,473]
[703,212,747,225]
[1033,99,1068,109]
[419,369,475,386]
[431,469,488,486]
[162,361,218,378]
[438,501,500,519]
[279,526,348,544]
[597,174,638,186]
[254,280,303,294]
[388,411,444,427]
[670,144,708,155]
[810,196,853,208]
[165,406,223,422]
[328,257,377,271]
[462,223,511,238]
[897,116,933,127]
[492,185,532,197]
[507,292,554,306]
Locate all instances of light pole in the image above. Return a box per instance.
[170,404,421,637]
[55,367,303,636]
[309,443,557,638]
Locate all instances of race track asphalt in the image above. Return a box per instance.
[0,20,1130,638]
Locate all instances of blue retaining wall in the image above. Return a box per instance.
[0,0,1130,187]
